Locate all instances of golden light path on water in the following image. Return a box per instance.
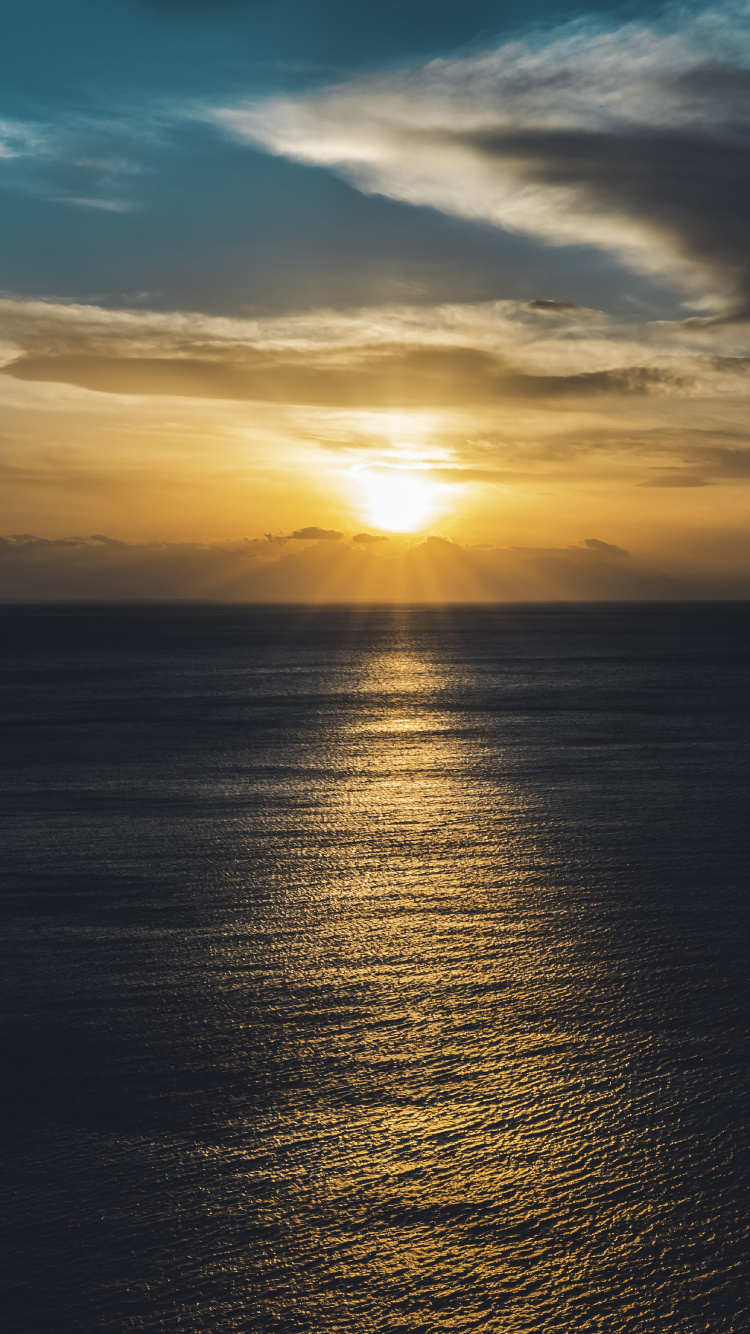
[163,609,743,1332]
[245,641,586,1327]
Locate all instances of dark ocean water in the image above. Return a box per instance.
[1,603,750,1333]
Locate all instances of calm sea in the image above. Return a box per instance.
[2,603,750,1333]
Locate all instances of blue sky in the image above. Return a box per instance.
[1,0,677,316]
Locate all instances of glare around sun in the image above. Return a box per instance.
[358,469,439,532]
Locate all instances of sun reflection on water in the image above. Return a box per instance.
[15,605,747,1332]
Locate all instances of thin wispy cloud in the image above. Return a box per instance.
[0,119,48,159]
[0,106,167,213]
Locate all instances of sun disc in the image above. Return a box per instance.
[360,470,436,532]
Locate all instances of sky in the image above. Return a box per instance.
[3,0,750,599]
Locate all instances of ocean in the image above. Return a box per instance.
[2,603,749,1332]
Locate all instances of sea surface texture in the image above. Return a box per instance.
[2,603,749,1334]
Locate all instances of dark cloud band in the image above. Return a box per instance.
[2,351,678,406]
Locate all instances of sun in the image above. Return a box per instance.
[357,468,439,532]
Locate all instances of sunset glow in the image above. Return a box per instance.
[1,1,750,600]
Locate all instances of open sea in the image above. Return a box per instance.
[1,602,750,1333]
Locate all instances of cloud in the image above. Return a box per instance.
[288,526,343,541]
[215,11,750,318]
[528,300,583,313]
[0,104,164,214]
[0,533,268,600]
[1,530,749,601]
[581,537,629,557]
[62,197,135,213]
[0,349,684,407]
[352,532,388,544]
[3,293,750,516]
[639,473,712,487]
[426,467,508,484]
[695,446,750,477]
[0,292,710,380]
[0,118,46,160]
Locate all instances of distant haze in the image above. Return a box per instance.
[2,533,750,602]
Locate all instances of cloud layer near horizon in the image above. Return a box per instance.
[3,531,749,602]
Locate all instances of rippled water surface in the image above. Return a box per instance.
[2,603,750,1332]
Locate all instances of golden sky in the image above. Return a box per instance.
[2,4,750,598]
